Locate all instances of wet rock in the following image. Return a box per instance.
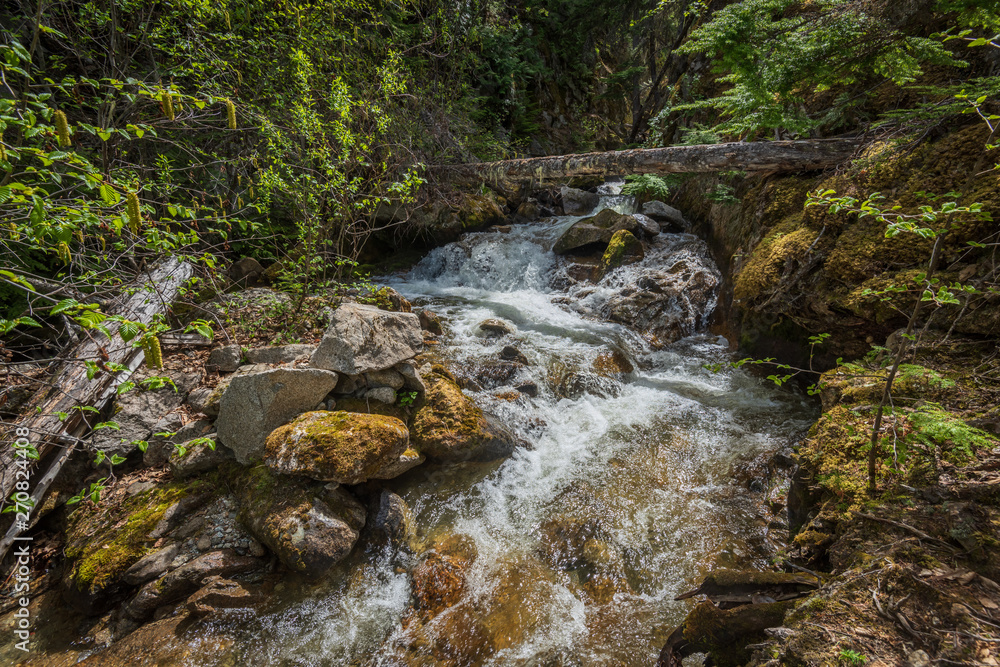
[553,208,641,255]
[369,490,414,548]
[185,576,255,617]
[515,381,539,397]
[641,200,687,231]
[232,466,365,578]
[478,318,515,336]
[411,537,478,616]
[658,599,794,667]
[208,344,242,372]
[602,253,721,347]
[554,370,620,399]
[244,344,316,365]
[539,514,607,570]
[632,212,661,237]
[517,200,540,219]
[411,374,519,463]
[592,350,634,378]
[418,309,444,335]
[124,549,262,620]
[264,410,410,484]
[310,302,423,374]
[599,229,644,275]
[216,367,340,464]
[469,360,522,388]
[560,185,600,216]
[500,345,529,365]
[169,437,235,479]
[74,615,235,666]
[122,544,181,586]
[674,569,820,604]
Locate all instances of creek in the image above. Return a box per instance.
[222,189,818,665]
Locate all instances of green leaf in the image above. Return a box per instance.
[51,298,79,315]
[99,184,120,206]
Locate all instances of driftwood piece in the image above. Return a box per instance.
[0,258,192,563]
[435,138,859,186]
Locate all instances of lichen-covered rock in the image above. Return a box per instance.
[600,229,644,275]
[231,465,366,578]
[410,374,519,462]
[553,208,641,254]
[310,303,423,375]
[264,410,410,484]
[216,367,341,464]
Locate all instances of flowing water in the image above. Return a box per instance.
[6,192,817,666]
[224,194,818,665]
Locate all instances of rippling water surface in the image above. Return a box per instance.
[224,194,817,666]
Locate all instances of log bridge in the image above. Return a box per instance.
[435,138,859,186]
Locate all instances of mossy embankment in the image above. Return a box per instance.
[667,122,1000,665]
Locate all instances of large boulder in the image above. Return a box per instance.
[264,410,410,484]
[310,303,423,375]
[232,466,366,578]
[216,368,341,464]
[410,374,519,463]
[560,186,600,216]
[553,208,641,255]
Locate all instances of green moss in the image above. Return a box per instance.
[734,215,824,302]
[264,410,409,482]
[599,230,643,274]
[65,481,202,593]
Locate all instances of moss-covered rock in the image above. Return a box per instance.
[410,373,519,462]
[63,479,208,614]
[553,208,641,254]
[599,229,644,276]
[229,464,365,578]
[264,410,410,484]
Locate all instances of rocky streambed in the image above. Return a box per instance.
[1,187,818,666]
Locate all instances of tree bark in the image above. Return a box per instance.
[436,138,858,186]
[0,258,193,562]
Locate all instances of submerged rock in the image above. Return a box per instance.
[232,466,366,578]
[216,368,341,464]
[478,318,516,336]
[410,374,520,462]
[311,302,423,374]
[553,208,641,255]
[264,410,410,484]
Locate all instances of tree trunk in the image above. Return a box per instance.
[0,258,193,562]
[436,138,858,186]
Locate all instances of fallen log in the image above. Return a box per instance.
[435,138,859,186]
[0,258,193,563]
